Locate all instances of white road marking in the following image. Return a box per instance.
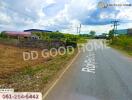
[82,68,95,73]
[82,51,96,74]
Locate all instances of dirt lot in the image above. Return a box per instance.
[0,44,77,93]
[0,44,46,79]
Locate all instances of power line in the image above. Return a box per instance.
[79,24,81,34]
[76,24,81,34]
[111,20,120,36]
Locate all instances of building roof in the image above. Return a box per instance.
[4,31,31,37]
[24,29,52,32]
[115,29,127,35]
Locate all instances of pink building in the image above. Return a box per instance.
[4,31,31,37]
[3,31,40,40]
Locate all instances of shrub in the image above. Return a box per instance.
[112,35,132,51]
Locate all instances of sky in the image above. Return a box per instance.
[0,0,132,34]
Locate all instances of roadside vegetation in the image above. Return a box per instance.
[0,31,89,93]
[32,31,89,45]
[108,30,132,56]
[0,31,89,47]
[0,44,78,93]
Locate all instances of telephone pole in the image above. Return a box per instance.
[111,20,120,36]
[78,24,81,34]
[77,27,79,34]
[77,24,81,35]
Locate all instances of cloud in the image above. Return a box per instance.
[0,0,132,33]
[43,0,70,16]
[0,12,11,24]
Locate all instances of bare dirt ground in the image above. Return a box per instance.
[0,44,46,79]
[0,44,77,93]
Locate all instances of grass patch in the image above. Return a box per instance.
[0,47,78,93]
[110,44,132,57]
[77,38,88,43]
[109,36,132,57]
[22,66,43,76]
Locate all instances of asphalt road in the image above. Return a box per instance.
[44,40,132,100]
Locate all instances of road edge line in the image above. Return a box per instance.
[42,51,81,100]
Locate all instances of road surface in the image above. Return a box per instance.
[44,40,132,100]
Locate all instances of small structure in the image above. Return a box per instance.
[115,28,132,36]
[127,28,132,35]
[3,31,40,40]
[31,34,40,40]
[115,29,127,35]
[3,31,31,39]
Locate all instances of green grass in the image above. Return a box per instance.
[0,38,18,45]
[110,35,132,57]
[22,65,44,76]
[110,45,132,57]
[77,38,88,43]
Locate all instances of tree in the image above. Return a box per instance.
[108,29,115,44]
[89,30,96,37]
[0,31,7,38]
[0,32,2,37]
[108,29,114,39]
[49,32,64,40]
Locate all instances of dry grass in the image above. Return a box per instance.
[0,44,47,79]
[0,44,77,94]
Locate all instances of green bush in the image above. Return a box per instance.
[66,41,77,48]
[0,31,8,38]
[112,35,132,51]
[32,32,88,47]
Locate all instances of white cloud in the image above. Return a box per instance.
[0,13,11,24]
[100,12,115,19]
[1,0,132,34]
[45,0,56,4]
[116,8,132,20]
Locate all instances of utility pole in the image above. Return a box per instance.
[77,27,79,34]
[79,24,81,34]
[111,20,120,36]
[77,24,81,35]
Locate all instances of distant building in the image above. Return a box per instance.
[3,31,31,38]
[115,28,132,35]
[24,29,52,33]
[3,31,40,40]
[127,28,132,35]
[115,29,127,35]
[31,34,40,40]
